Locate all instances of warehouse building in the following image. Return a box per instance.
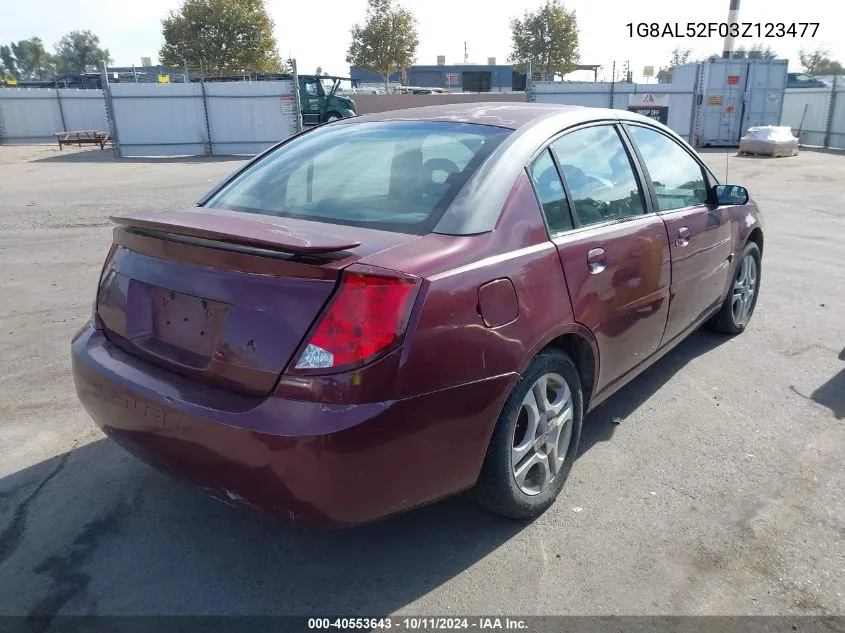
[351,58,527,92]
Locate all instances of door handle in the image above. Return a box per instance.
[676,226,690,247]
[587,248,606,274]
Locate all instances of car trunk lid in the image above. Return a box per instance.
[96,209,419,396]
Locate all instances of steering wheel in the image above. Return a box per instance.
[424,158,460,184]
[535,165,562,194]
[561,164,612,194]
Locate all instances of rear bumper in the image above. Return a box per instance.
[71,325,515,527]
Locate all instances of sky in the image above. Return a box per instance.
[1,0,841,82]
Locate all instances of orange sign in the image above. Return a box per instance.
[727,75,740,85]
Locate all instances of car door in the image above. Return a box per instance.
[623,124,733,346]
[299,77,322,126]
[529,123,671,393]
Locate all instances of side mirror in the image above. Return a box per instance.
[713,184,749,206]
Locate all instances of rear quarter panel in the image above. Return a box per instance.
[365,171,590,400]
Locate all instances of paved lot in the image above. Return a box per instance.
[0,144,843,618]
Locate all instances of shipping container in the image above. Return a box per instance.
[675,59,788,146]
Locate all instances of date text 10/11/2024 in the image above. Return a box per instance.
[626,22,819,38]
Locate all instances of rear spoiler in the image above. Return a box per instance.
[110,210,362,255]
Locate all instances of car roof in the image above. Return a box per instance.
[349,101,616,130]
[347,102,653,130]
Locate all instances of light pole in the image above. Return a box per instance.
[722,0,741,59]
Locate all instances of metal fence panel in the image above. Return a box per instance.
[0,88,107,143]
[531,83,696,141]
[204,80,300,155]
[59,89,109,132]
[0,89,63,143]
[532,82,613,109]
[781,88,833,148]
[108,83,208,157]
[827,85,845,150]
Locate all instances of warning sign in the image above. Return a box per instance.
[628,93,669,124]
[727,75,741,85]
[708,95,723,106]
[630,93,669,107]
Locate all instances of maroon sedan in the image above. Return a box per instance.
[72,103,763,526]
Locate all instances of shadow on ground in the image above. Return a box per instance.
[0,329,729,617]
[579,329,730,451]
[809,348,845,420]
[31,149,246,165]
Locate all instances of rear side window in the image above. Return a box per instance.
[627,125,708,211]
[205,121,511,235]
[550,125,645,227]
[529,150,573,234]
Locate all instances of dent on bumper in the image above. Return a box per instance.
[72,326,516,526]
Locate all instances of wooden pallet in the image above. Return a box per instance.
[737,152,796,158]
[737,147,798,158]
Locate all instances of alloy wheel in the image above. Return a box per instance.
[511,372,574,496]
[731,253,758,327]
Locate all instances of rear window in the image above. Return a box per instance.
[204,120,511,234]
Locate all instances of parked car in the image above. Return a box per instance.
[72,103,763,527]
[786,72,828,89]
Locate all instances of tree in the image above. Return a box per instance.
[731,44,778,60]
[159,0,284,76]
[1,38,55,80]
[53,30,111,73]
[799,46,845,76]
[508,0,579,79]
[346,0,418,91]
[0,47,16,80]
[656,47,692,84]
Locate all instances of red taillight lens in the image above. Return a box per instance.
[293,272,417,371]
[93,244,118,324]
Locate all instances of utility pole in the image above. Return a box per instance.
[722,0,741,58]
[464,42,468,64]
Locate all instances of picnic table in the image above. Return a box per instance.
[53,130,112,151]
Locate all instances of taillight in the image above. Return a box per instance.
[92,243,118,324]
[291,271,418,372]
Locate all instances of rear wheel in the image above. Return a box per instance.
[469,348,583,520]
[708,241,761,335]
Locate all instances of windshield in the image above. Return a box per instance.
[204,121,512,234]
[320,78,336,94]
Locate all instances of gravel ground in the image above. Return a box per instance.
[0,144,842,618]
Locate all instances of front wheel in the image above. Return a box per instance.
[324,112,342,123]
[469,348,583,520]
[708,241,761,335]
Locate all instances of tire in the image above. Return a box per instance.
[324,112,342,123]
[707,241,762,335]
[469,348,583,520]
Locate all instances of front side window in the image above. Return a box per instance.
[627,125,708,211]
[550,125,646,227]
[205,121,511,234]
